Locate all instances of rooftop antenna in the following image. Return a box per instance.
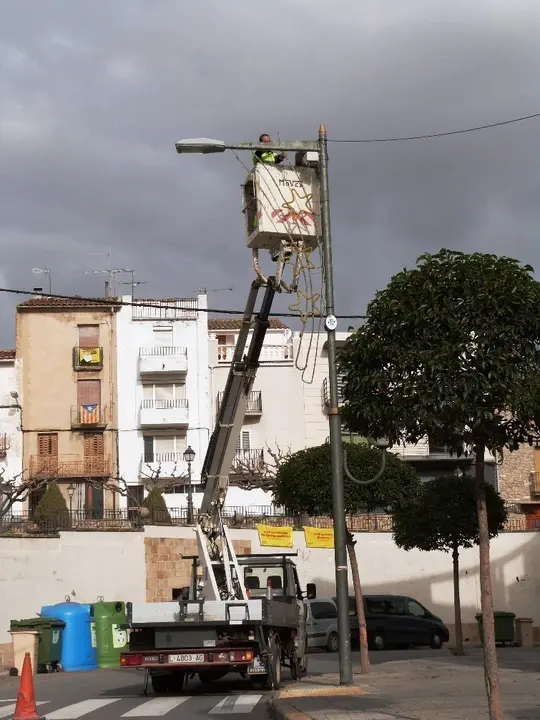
[32,268,52,294]
[119,270,147,297]
[193,286,235,294]
[82,254,133,296]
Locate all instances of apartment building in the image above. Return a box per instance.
[116,295,210,508]
[0,350,23,490]
[16,297,119,516]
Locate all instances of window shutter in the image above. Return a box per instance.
[78,325,100,348]
[84,433,104,457]
[38,433,58,457]
[143,436,154,463]
[77,380,101,406]
[236,431,250,451]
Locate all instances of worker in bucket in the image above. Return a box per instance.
[253,134,286,165]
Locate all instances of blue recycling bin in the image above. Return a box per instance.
[40,602,97,672]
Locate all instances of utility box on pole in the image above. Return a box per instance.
[242,164,321,253]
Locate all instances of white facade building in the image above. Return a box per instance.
[116,295,211,509]
[0,350,23,513]
[208,321,344,508]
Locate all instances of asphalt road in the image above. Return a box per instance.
[0,667,271,719]
[0,648,448,719]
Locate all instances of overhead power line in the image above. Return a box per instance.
[327,111,540,144]
[0,286,368,320]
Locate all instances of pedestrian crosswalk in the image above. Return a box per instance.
[0,694,263,717]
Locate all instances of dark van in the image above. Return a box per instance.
[307,594,448,652]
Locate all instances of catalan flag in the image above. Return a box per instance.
[80,404,99,424]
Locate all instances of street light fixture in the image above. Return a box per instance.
[67,483,76,515]
[183,446,196,524]
[174,126,353,685]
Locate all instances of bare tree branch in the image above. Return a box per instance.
[0,468,54,519]
[230,443,293,491]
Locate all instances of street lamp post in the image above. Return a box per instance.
[183,446,196,524]
[67,483,75,515]
[174,128,352,685]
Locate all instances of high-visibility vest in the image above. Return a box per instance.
[253,150,280,165]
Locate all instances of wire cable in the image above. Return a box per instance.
[326,111,540,144]
[0,286,368,320]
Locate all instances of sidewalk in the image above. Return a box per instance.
[270,649,540,720]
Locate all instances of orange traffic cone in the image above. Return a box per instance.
[13,653,43,720]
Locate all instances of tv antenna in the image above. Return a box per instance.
[82,254,133,296]
[193,286,235,294]
[119,271,147,296]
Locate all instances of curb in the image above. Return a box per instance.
[269,700,311,720]
[269,685,368,720]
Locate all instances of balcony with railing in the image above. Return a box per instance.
[140,398,189,428]
[132,298,198,321]
[141,452,188,479]
[72,347,103,370]
[217,390,262,416]
[138,346,188,377]
[71,404,107,428]
[218,344,293,364]
[29,454,112,478]
[231,449,265,474]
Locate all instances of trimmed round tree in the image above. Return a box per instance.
[33,481,71,530]
[141,487,171,525]
[393,475,507,655]
[273,441,421,673]
[338,249,540,719]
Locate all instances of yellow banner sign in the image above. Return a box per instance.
[256,524,293,548]
[79,347,102,365]
[304,526,334,548]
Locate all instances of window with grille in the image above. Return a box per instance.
[78,325,100,348]
[236,431,251,451]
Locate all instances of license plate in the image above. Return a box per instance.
[169,653,204,664]
[248,657,266,675]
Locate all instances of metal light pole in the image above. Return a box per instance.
[318,125,352,684]
[67,483,75,516]
[174,129,352,684]
[184,446,195,524]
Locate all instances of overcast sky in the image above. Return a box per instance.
[1,0,539,346]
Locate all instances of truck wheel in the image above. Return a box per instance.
[266,639,281,690]
[151,674,169,694]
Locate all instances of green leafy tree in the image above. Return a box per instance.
[338,249,540,719]
[33,481,71,530]
[273,442,421,674]
[141,487,171,525]
[393,475,507,655]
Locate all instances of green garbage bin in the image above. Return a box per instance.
[10,617,65,673]
[93,601,128,668]
[475,611,516,645]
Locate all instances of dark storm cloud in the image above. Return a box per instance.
[1,0,539,344]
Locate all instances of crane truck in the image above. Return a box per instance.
[119,156,321,693]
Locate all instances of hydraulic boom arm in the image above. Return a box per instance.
[196,277,277,601]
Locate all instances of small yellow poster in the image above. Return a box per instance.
[256,524,293,548]
[79,347,102,365]
[304,526,334,548]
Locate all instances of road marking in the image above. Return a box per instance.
[47,699,121,719]
[0,703,48,718]
[209,695,262,714]
[122,697,191,716]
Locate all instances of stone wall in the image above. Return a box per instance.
[144,537,252,602]
[498,445,535,504]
